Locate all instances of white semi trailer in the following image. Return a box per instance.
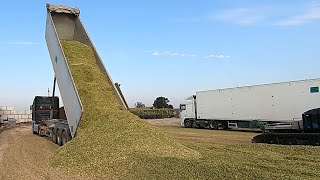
[180,79,320,130]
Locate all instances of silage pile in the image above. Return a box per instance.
[51,40,200,179]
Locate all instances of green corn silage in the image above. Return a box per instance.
[50,40,200,179]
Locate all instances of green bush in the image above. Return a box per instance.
[130,109,174,119]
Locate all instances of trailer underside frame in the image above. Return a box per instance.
[252,133,320,145]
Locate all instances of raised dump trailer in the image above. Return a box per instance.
[32,4,127,146]
[180,79,320,130]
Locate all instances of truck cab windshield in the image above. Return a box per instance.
[180,104,186,111]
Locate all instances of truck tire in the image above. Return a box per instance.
[192,122,200,128]
[57,129,63,146]
[208,121,218,130]
[221,121,229,130]
[61,130,68,146]
[38,128,42,137]
[51,128,57,144]
[184,120,192,128]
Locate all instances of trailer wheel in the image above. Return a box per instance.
[184,120,192,128]
[61,130,68,146]
[51,128,57,144]
[208,121,218,130]
[57,129,62,146]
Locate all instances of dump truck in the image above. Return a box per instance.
[31,4,127,146]
[180,78,320,130]
[252,108,320,145]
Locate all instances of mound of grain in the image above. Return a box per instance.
[51,40,200,178]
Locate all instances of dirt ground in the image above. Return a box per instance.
[0,118,258,179]
[0,125,84,180]
[143,118,182,127]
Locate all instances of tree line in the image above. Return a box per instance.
[134,96,173,109]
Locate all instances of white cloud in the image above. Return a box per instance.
[203,54,231,59]
[146,51,198,57]
[213,8,265,25]
[198,2,320,26]
[6,41,40,45]
[275,2,320,26]
[145,51,229,59]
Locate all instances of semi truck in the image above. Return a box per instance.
[180,78,320,130]
[31,96,71,145]
[32,4,127,146]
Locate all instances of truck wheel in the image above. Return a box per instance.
[51,128,57,144]
[57,129,62,146]
[209,121,218,130]
[192,122,200,128]
[220,121,228,130]
[61,130,68,146]
[184,120,192,128]
[38,128,42,136]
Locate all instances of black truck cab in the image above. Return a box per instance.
[31,96,71,146]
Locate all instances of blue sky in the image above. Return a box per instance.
[0,0,319,109]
